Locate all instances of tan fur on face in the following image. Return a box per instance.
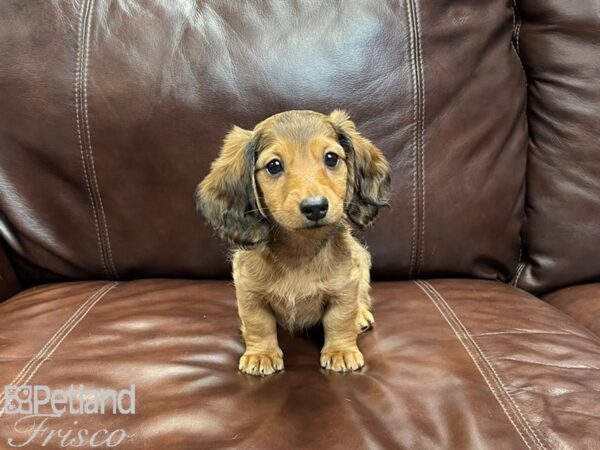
[196,110,390,376]
[256,135,347,230]
[254,112,348,230]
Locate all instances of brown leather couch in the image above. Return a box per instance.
[1,1,599,449]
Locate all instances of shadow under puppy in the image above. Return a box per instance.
[196,110,390,376]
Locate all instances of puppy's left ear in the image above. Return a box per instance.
[329,109,391,228]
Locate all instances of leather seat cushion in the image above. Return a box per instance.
[545,283,600,337]
[1,279,599,449]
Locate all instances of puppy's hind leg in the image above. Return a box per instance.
[357,295,374,334]
[355,256,374,334]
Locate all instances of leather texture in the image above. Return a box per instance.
[0,241,19,301]
[514,0,600,293]
[0,0,527,284]
[1,1,599,448]
[545,284,600,337]
[1,279,600,449]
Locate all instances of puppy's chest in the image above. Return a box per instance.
[234,243,354,330]
[265,266,332,330]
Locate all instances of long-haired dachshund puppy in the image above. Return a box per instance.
[196,110,390,376]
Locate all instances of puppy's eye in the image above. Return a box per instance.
[324,152,340,168]
[266,159,284,176]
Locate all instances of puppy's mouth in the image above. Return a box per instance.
[296,220,334,230]
[304,222,328,229]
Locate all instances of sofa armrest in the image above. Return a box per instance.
[0,243,20,301]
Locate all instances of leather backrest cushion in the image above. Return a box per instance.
[0,1,527,283]
[514,0,600,293]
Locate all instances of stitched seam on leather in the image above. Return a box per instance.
[426,281,548,449]
[511,0,527,284]
[0,282,114,392]
[75,0,107,278]
[82,0,118,279]
[76,0,119,279]
[416,281,547,450]
[405,0,419,277]
[512,0,522,56]
[414,0,426,275]
[512,262,526,286]
[512,245,523,286]
[511,0,526,76]
[414,281,535,449]
[0,282,117,417]
[0,284,115,402]
[406,0,425,277]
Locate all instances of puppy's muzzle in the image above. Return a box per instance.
[299,196,329,222]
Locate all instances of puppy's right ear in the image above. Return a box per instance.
[195,126,269,247]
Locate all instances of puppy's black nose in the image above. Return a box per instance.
[300,196,329,222]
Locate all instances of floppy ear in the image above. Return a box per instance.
[195,126,270,247]
[329,109,391,228]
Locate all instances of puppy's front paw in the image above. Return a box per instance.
[239,350,284,376]
[320,347,364,372]
[356,306,374,334]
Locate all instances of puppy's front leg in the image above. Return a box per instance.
[320,288,364,373]
[237,290,283,376]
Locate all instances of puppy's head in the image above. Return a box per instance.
[196,110,390,247]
